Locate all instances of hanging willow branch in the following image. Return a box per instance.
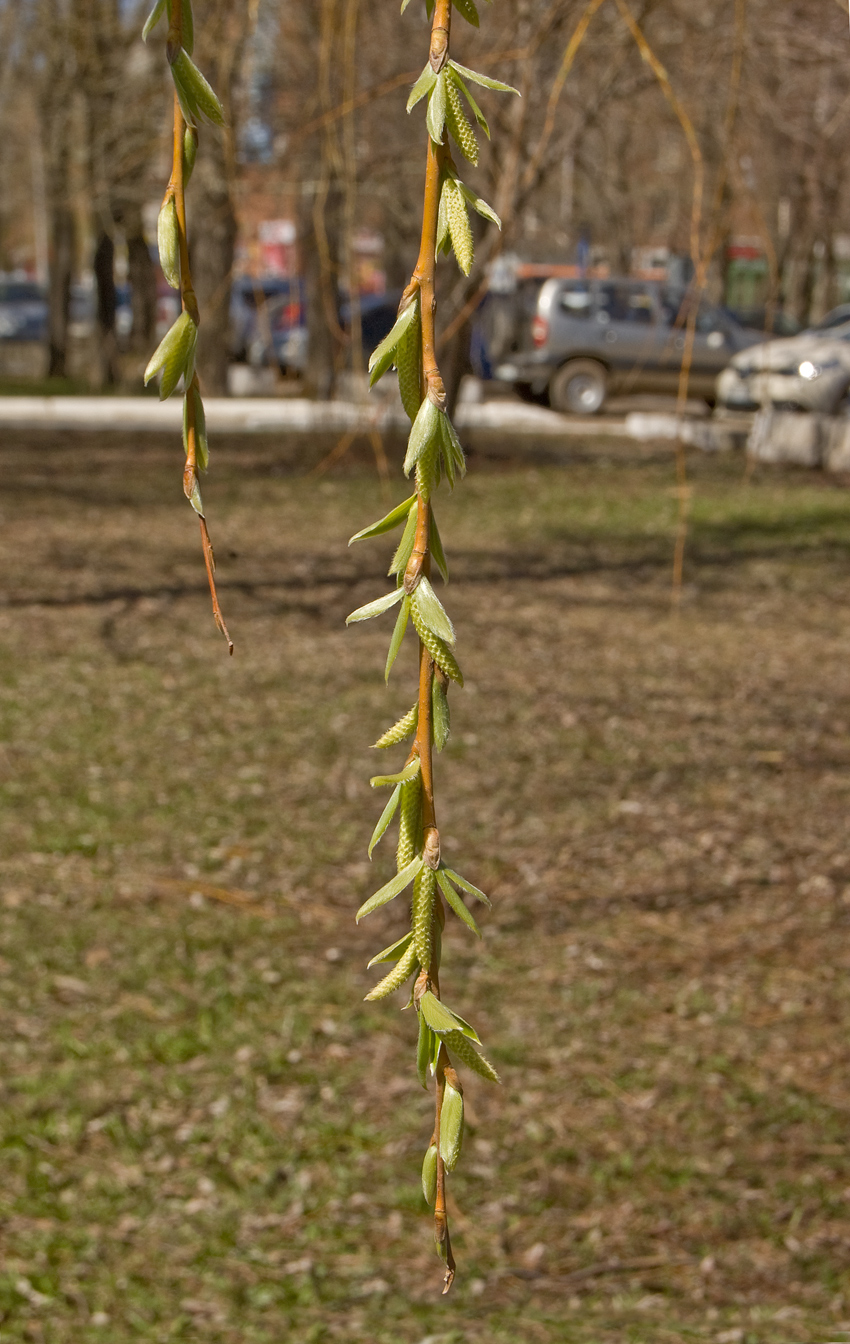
[142,0,233,653]
[346,0,517,1294]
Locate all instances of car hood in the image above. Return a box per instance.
[730,332,850,373]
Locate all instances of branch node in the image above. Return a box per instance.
[429,26,450,72]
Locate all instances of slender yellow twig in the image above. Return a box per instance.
[161,1,232,652]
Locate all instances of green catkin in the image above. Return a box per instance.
[396,313,423,422]
[410,601,464,685]
[443,1028,501,1083]
[373,704,418,749]
[365,941,419,1000]
[446,80,478,164]
[444,179,474,276]
[397,776,422,869]
[415,441,440,503]
[412,865,437,971]
[432,678,451,751]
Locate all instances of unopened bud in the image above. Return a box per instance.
[183,125,199,184]
[439,1080,464,1171]
[421,1144,438,1206]
[157,196,180,290]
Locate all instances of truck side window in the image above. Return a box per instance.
[597,284,654,324]
[558,285,592,318]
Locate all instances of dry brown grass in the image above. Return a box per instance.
[1,429,849,1342]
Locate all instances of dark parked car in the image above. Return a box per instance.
[247,285,307,372]
[0,279,48,341]
[230,277,297,361]
[490,276,764,413]
[247,287,403,374]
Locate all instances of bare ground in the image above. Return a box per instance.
[1,429,850,1342]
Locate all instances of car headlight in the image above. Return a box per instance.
[798,360,821,380]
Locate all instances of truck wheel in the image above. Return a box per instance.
[549,359,607,415]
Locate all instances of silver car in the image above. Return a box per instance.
[717,305,850,413]
[490,277,761,413]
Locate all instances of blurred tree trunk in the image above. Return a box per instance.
[93,229,118,386]
[302,179,344,399]
[442,320,473,419]
[189,0,250,397]
[47,186,73,378]
[191,132,237,395]
[124,213,157,356]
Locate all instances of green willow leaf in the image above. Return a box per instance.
[404,396,441,476]
[440,416,456,490]
[356,854,423,922]
[191,382,208,470]
[370,757,420,789]
[368,300,418,385]
[368,931,414,968]
[144,309,197,400]
[389,502,418,576]
[436,869,481,937]
[452,0,479,25]
[417,1010,435,1088]
[453,176,501,228]
[171,49,225,126]
[385,595,411,682]
[442,866,491,908]
[441,409,466,480]
[142,0,166,41]
[444,1006,480,1042]
[349,494,416,545]
[171,69,200,126]
[412,576,455,645]
[346,586,405,625]
[368,783,402,857]
[180,0,194,53]
[426,71,448,145]
[406,62,438,113]
[448,58,520,94]
[419,990,468,1036]
[448,69,490,137]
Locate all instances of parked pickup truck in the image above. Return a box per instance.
[491,276,763,414]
